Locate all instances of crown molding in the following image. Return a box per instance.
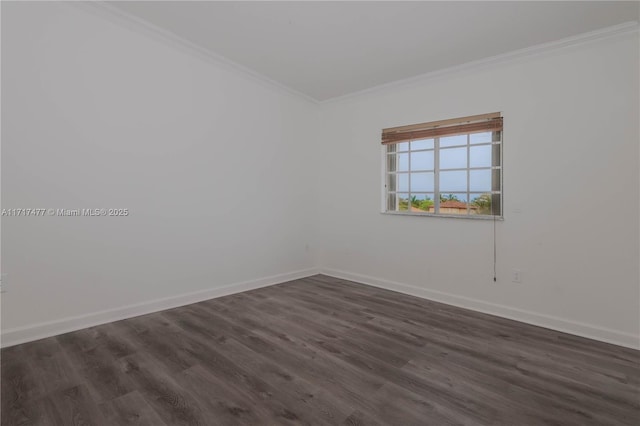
[67,2,637,105]
[70,1,319,105]
[322,20,640,104]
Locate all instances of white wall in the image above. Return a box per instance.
[1,2,317,344]
[316,32,640,348]
[2,2,638,349]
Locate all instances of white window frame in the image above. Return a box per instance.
[381,129,503,220]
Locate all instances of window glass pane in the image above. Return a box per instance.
[397,142,409,152]
[398,193,409,211]
[470,132,492,144]
[411,172,434,192]
[440,134,467,147]
[387,173,396,192]
[492,169,501,192]
[411,138,434,150]
[398,153,409,171]
[470,169,491,192]
[387,144,396,154]
[387,193,396,211]
[492,144,501,167]
[470,145,491,168]
[440,193,468,202]
[439,170,467,192]
[411,150,434,171]
[440,147,467,170]
[410,193,434,212]
[387,154,396,173]
[491,193,502,216]
[439,193,469,215]
[470,193,492,215]
[398,173,409,192]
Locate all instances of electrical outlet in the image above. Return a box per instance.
[512,269,522,283]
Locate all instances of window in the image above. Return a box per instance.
[382,113,502,218]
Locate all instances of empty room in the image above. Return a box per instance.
[1,1,639,425]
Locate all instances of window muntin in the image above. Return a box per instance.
[384,126,502,218]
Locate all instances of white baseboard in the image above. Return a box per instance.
[4,267,637,350]
[320,268,640,350]
[1,268,319,348]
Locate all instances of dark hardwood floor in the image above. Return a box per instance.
[2,274,639,425]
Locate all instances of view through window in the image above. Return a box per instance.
[383,113,502,217]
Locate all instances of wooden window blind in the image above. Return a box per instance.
[381,112,503,145]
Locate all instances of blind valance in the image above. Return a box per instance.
[382,112,502,145]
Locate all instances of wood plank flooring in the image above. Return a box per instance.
[2,274,639,425]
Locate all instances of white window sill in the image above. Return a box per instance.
[381,211,504,220]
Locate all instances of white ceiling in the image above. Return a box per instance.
[110,1,639,101]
